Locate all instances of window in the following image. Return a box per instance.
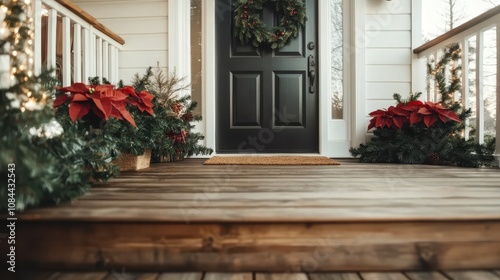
[331,0,344,120]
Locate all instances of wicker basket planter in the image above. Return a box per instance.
[116,149,152,171]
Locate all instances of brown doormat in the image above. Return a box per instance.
[203,156,340,165]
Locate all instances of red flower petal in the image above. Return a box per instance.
[424,114,438,127]
[410,111,421,125]
[73,93,89,102]
[69,102,90,122]
[58,83,89,94]
[53,94,69,107]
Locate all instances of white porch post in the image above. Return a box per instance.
[168,0,191,91]
[351,0,366,148]
[203,0,216,151]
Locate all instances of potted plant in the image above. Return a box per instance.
[54,78,155,171]
[350,45,495,167]
[144,66,213,162]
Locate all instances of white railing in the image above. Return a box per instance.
[414,6,500,163]
[33,0,124,85]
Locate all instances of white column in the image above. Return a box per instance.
[411,0,425,94]
[203,0,216,151]
[73,23,82,82]
[61,16,71,86]
[168,0,191,96]
[351,0,366,147]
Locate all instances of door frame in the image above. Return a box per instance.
[198,0,364,157]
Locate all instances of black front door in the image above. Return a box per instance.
[216,0,318,153]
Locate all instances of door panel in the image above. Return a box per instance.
[231,72,262,128]
[216,0,318,153]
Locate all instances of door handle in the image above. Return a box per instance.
[308,55,316,93]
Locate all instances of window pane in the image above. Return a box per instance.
[331,0,343,119]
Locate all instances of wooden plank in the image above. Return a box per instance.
[105,273,160,280]
[50,272,108,280]
[360,273,408,280]
[255,273,308,280]
[157,273,202,280]
[13,271,57,280]
[16,206,500,222]
[70,198,500,209]
[404,272,448,280]
[16,222,500,271]
[309,273,361,280]
[204,273,253,280]
[444,271,500,280]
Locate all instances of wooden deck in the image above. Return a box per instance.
[14,159,500,272]
[15,270,500,280]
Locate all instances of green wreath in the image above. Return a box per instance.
[233,0,307,49]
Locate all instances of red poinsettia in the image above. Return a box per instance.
[368,103,410,130]
[409,101,461,127]
[368,100,461,130]
[119,86,155,116]
[54,83,138,127]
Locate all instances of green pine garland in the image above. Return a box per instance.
[350,44,496,168]
[234,0,307,49]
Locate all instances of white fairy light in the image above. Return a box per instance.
[0,5,7,23]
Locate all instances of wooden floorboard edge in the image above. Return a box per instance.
[16,221,500,272]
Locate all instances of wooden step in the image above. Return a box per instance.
[13,159,500,272]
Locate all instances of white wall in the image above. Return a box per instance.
[363,0,414,127]
[71,0,168,83]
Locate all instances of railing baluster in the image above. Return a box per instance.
[96,37,102,79]
[73,23,82,83]
[461,39,471,140]
[108,45,116,84]
[82,27,90,81]
[102,41,109,80]
[46,8,57,71]
[90,31,96,78]
[61,16,71,86]
[476,31,485,144]
[434,50,439,102]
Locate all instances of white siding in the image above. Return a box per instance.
[71,0,168,83]
[364,0,413,123]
